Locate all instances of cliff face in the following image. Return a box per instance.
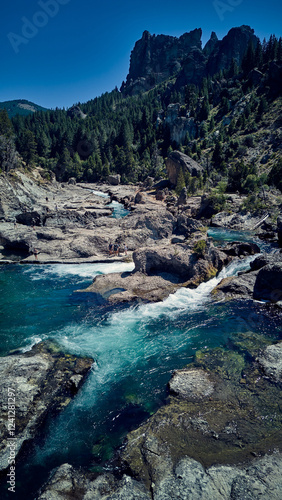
[121,26,259,95]
[206,25,259,75]
[121,28,202,95]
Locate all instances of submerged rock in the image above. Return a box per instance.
[37,337,282,500]
[0,341,93,472]
[168,368,215,400]
[257,341,282,382]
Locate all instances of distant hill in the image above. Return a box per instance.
[0,99,48,118]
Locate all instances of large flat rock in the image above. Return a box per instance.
[0,173,179,262]
[78,238,233,304]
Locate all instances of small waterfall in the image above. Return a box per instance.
[112,254,257,322]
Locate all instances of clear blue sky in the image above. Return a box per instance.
[1,0,281,109]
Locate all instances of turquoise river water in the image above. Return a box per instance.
[0,229,281,499]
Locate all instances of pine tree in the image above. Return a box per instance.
[254,40,263,69]
[242,41,256,76]
[228,58,239,77]
[175,167,186,195]
[57,147,72,181]
[212,141,224,168]
[17,130,37,164]
[278,38,282,61]
[37,131,51,157]
[198,96,210,121]
[0,110,14,137]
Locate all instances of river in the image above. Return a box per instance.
[0,231,281,499]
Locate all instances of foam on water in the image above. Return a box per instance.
[92,189,110,199]
[28,255,258,471]
[23,261,135,281]
[109,255,257,322]
[108,200,129,218]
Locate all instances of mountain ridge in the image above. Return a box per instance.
[0,99,48,118]
[121,25,259,95]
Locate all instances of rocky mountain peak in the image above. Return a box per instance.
[121,25,260,96]
[121,28,202,95]
[203,31,219,57]
[142,29,151,41]
[206,25,259,75]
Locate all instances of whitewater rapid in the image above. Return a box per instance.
[22,255,256,363]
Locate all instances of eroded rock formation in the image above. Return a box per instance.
[0,341,93,472]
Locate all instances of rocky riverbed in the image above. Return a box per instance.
[2,168,279,265]
[37,451,282,499]
[1,168,282,499]
[0,169,137,263]
[37,333,282,499]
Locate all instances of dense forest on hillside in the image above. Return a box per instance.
[0,32,281,199]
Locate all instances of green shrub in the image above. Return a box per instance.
[216,180,228,194]
[193,239,207,257]
[242,194,267,212]
[242,174,258,193]
[175,167,186,195]
[208,192,227,212]
[227,160,257,193]
[244,134,255,147]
